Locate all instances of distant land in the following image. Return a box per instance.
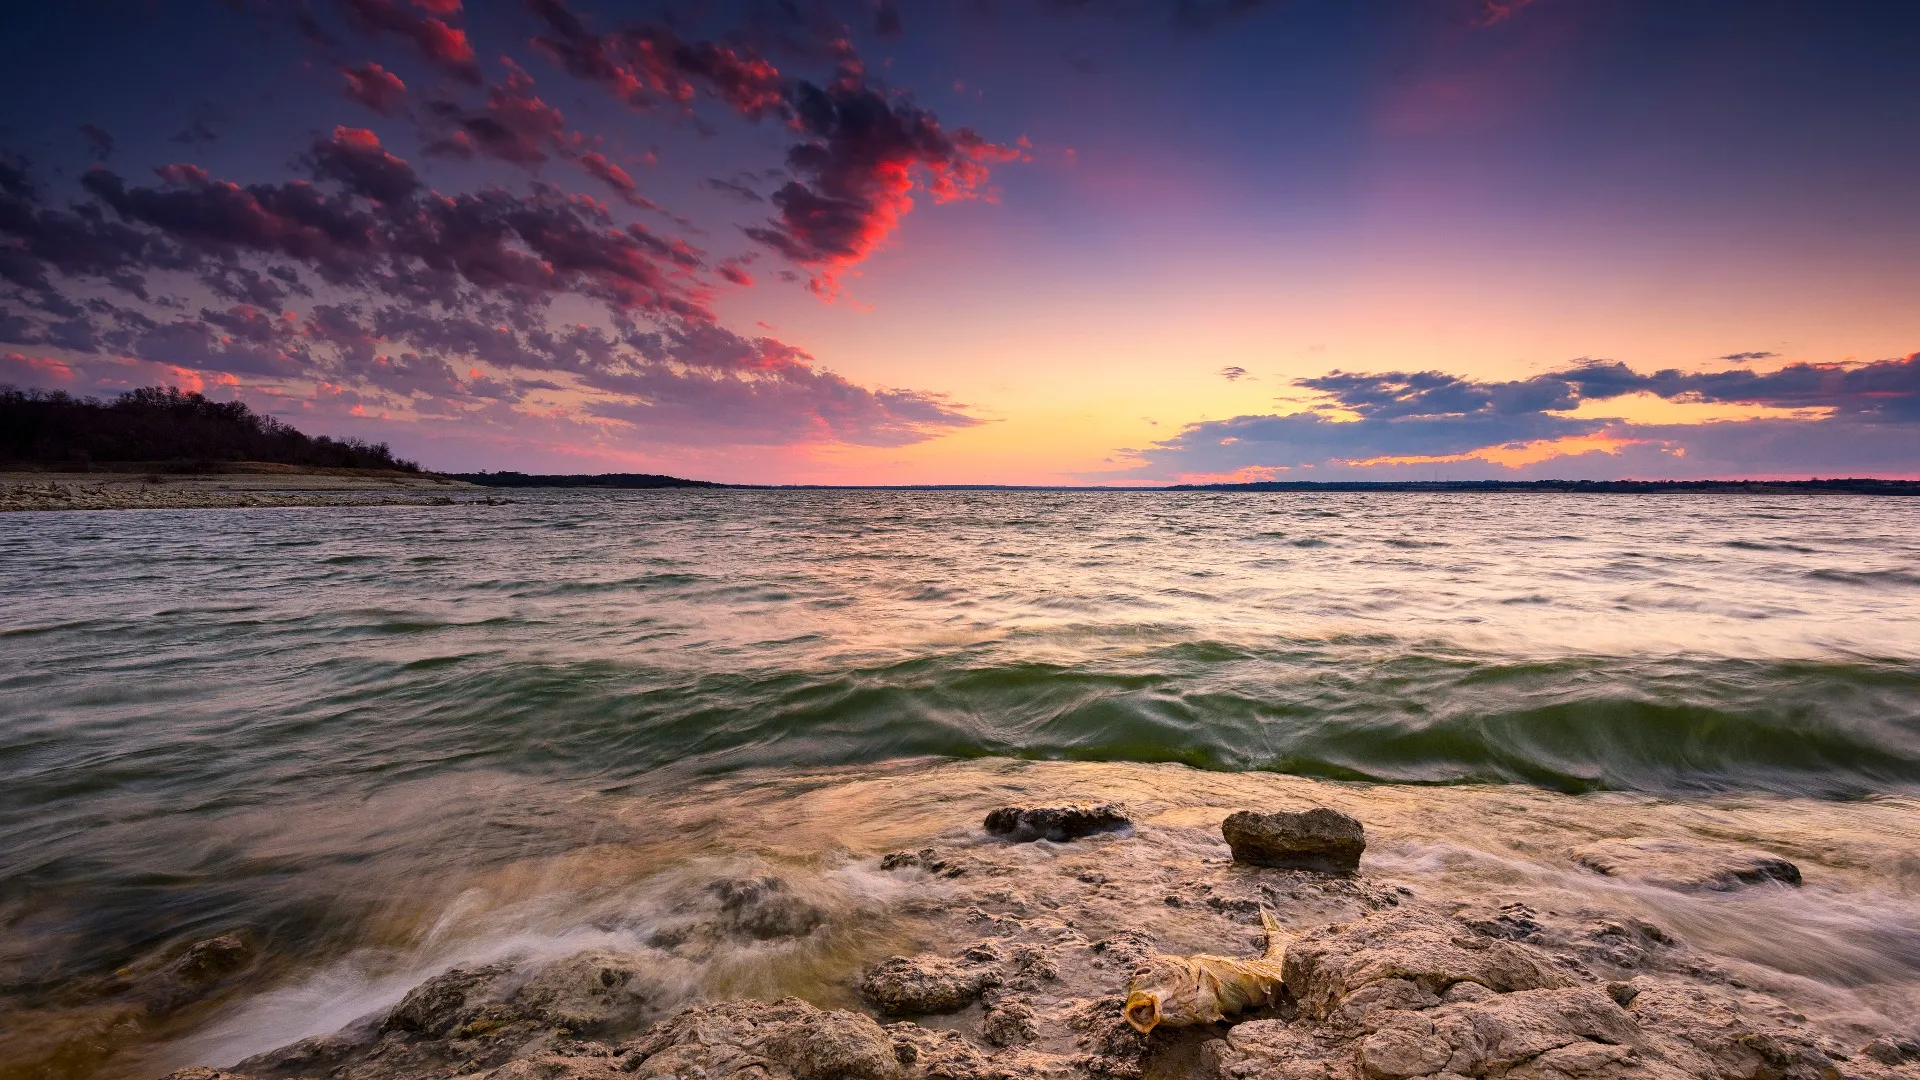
[451,472,727,489]
[1168,478,1920,495]
[459,476,1920,494]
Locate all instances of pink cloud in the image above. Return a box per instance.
[340,63,407,114]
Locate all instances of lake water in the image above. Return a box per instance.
[4,490,1919,1075]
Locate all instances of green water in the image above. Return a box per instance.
[3,490,1919,1073]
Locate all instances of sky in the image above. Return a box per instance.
[0,0,1916,484]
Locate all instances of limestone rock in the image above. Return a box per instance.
[511,949,656,1033]
[474,1053,628,1080]
[888,1021,992,1079]
[1863,1035,1920,1065]
[230,1031,363,1077]
[984,804,1131,843]
[708,874,828,940]
[1568,838,1801,891]
[1623,983,1849,1080]
[168,936,254,983]
[860,951,1002,1015]
[1357,987,1647,1079]
[1282,907,1571,1022]
[623,997,898,1080]
[382,962,517,1036]
[881,848,967,877]
[1065,997,1151,1078]
[1223,809,1366,874]
[981,993,1039,1046]
[1208,1018,1358,1080]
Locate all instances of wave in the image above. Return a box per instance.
[70,649,1901,803]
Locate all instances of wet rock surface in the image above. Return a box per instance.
[1223,808,1367,873]
[624,998,899,1080]
[985,803,1132,842]
[1568,837,1803,891]
[861,951,1003,1015]
[147,791,1917,1080]
[709,874,829,939]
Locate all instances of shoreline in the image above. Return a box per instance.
[0,469,488,512]
[15,758,1913,1080]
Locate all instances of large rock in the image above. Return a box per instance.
[382,962,518,1036]
[1622,982,1852,1080]
[1282,907,1572,1022]
[1355,987,1653,1079]
[984,804,1131,843]
[859,952,1002,1016]
[1568,838,1801,892]
[623,998,898,1080]
[510,949,657,1033]
[1222,808,1366,873]
[380,950,663,1041]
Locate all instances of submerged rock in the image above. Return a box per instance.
[1569,837,1802,891]
[1222,807,1366,873]
[126,933,260,1016]
[167,936,254,983]
[708,874,828,939]
[881,848,967,877]
[984,803,1131,842]
[860,951,1002,1015]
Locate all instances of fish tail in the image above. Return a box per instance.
[1259,905,1292,960]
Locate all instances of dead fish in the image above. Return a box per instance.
[1123,907,1291,1034]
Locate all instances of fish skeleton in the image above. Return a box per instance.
[1123,907,1291,1034]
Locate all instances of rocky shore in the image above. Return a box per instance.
[141,790,1920,1080]
[0,470,489,512]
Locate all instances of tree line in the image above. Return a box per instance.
[1,385,420,471]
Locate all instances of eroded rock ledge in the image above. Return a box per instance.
[155,807,1913,1080]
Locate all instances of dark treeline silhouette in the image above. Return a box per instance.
[451,471,723,488]
[1,385,420,471]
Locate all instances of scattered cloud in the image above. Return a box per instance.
[525,0,1021,295]
[745,63,1020,294]
[341,62,408,114]
[336,0,479,85]
[1112,355,1920,481]
[703,176,765,203]
[0,126,980,457]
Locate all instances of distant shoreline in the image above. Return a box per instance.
[10,466,1917,508]
[0,464,481,512]
[453,473,1920,495]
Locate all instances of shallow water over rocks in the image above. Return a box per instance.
[25,758,1910,1079]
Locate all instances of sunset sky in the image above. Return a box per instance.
[1,0,1916,483]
